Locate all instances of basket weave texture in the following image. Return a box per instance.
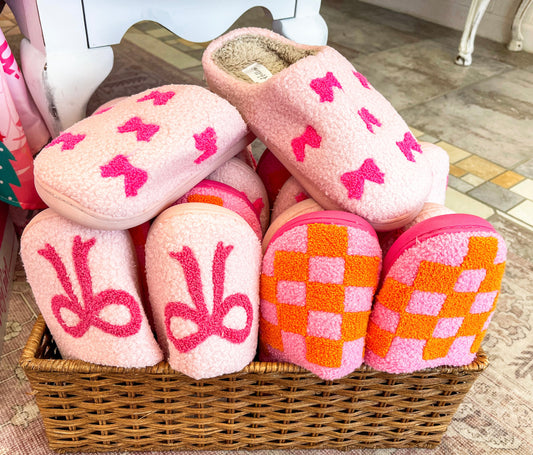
[20,316,488,453]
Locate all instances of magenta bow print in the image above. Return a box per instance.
[38,236,142,338]
[164,242,253,353]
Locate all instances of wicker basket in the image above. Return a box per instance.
[20,315,488,453]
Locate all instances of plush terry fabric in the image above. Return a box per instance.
[260,210,382,380]
[236,145,257,169]
[145,203,261,380]
[271,176,310,222]
[207,157,269,233]
[202,28,433,231]
[174,179,262,240]
[365,214,507,373]
[20,209,163,368]
[420,142,449,205]
[255,148,292,206]
[34,85,250,230]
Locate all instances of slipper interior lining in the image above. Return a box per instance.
[212,34,317,83]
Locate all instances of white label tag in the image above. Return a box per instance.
[242,62,273,83]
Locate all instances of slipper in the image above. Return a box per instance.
[206,157,270,233]
[271,176,310,222]
[255,148,292,207]
[420,142,449,206]
[34,84,252,230]
[20,209,163,368]
[145,203,262,379]
[202,27,432,231]
[236,144,257,169]
[174,179,262,240]
[365,213,506,373]
[260,200,382,380]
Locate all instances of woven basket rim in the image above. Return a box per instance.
[20,315,489,378]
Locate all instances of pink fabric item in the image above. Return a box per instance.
[260,210,382,380]
[174,179,262,240]
[33,85,250,230]
[207,157,270,233]
[20,209,163,367]
[271,176,309,223]
[236,145,257,169]
[145,203,261,379]
[420,142,450,205]
[202,28,433,231]
[365,213,507,373]
[91,97,128,116]
[255,148,292,206]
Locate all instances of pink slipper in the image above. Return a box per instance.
[365,213,506,373]
[202,28,433,231]
[34,85,251,230]
[174,179,262,240]
[271,176,310,222]
[260,200,382,380]
[206,157,270,233]
[145,203,262,379]
[420,142,449,205]
[20,209,163,368]
[236,144,257,169]
[255,148,292,206]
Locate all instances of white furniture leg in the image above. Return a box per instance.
[508,0,533,51]
[273,0,328,45]
[456,0,491,66]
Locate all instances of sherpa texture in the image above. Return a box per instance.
[91,97,128,116]
[271,176,310,222]
[20,209,163,368]
[202,28,433,231]
[207,157,269,233]
[255,148,292,206]
[420,142,449,205]
[260,212,382,380]
[145,203,261,380]
[365,215,507,373]
[34,85,249,230]
[174,179,262,240]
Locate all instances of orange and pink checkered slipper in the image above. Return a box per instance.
[365,213,506,373]
[259,201,382,380]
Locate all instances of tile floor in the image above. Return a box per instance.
[1,1,532,229]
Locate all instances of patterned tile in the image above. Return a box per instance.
[409,127,424,138]
[508,200,533,227]
[455,155,505,180]
[491,171,525,189]
[448,175,474,193]
[436,141,470,163]
[449,164,468,178]
[468,182,524,212]
[462,173,486,187]
[510,178,533,200]
[445,188,494,219]
[417,134,439,143]
[515,158,533,180]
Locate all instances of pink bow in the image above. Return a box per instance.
[396,131,423,162]
[100,154,148,197]
[117,116,159,142]
[310,72,342,102]
[39,236,142,338]
[46,132,86,151]
[164,242,253,353]
[193,127,218,164]
[137,89,175,106]
[291,125,322,162]
[341,158,385,200]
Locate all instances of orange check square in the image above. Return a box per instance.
[396,313,438,339]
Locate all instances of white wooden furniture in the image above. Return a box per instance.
[7,0,328,136]
[456,0,533,66]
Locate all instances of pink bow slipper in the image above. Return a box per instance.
[145,203,262,379]
[256,148,292,206]
[202,28,433,231]
[365,213,506,373]
[20,209,163,368]
[34,85,251,230]
[260,200,382,380]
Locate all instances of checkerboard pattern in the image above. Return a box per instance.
[366,235,506,372]
[260,223,381,378]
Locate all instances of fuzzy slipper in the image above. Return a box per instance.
[174,179,262,240]
[20,209,163,368]
[145,203,262,379]
[236,144,257,169]
[202,27,433,231]
[271,176,310,222]
[34,85,251,230]
[365,213,506,373]
[420,142,449,206]
[260,200,382,380]
[255,148,292,206]
[207,157,269,233]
